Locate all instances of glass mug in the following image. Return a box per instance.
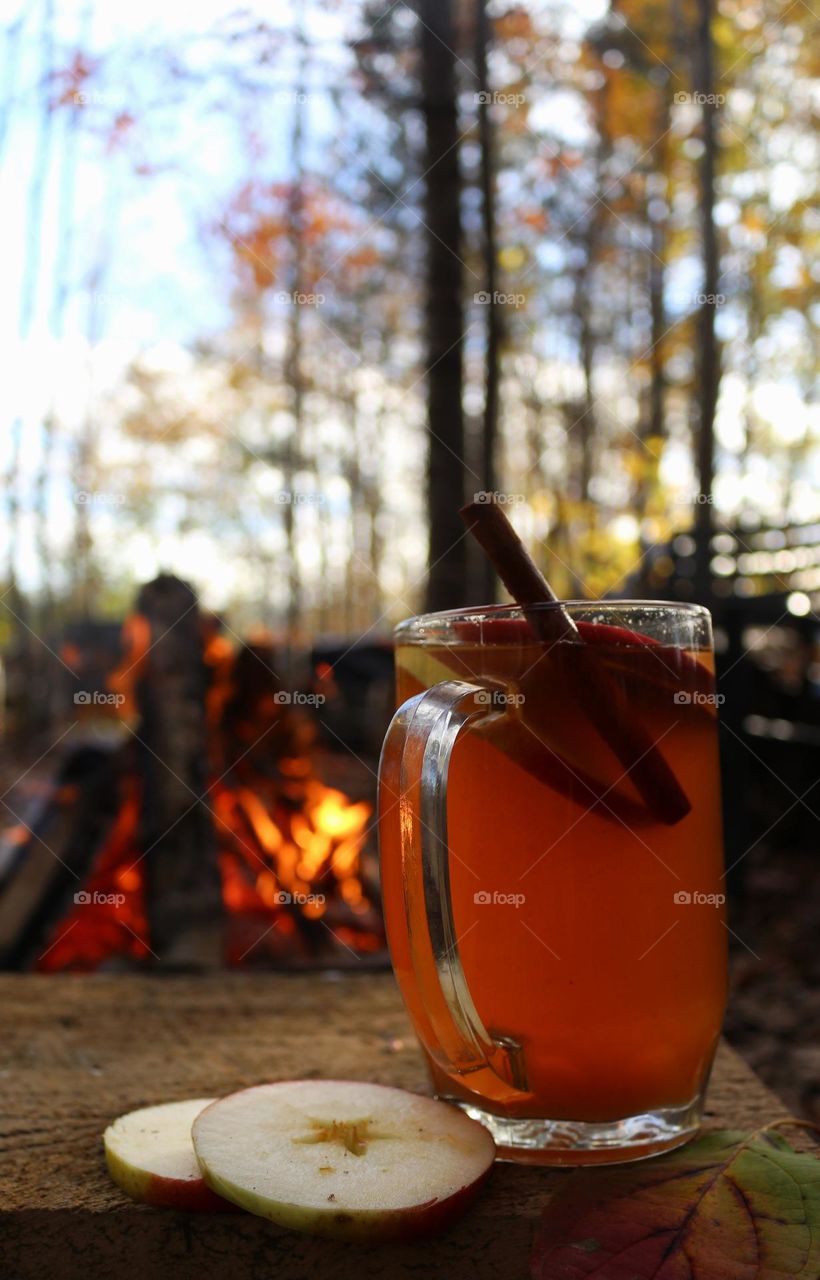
[378,602,727,1164]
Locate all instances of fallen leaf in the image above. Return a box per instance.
[531,1128,820,1279]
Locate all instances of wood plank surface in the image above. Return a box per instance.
[0,973,794,1280]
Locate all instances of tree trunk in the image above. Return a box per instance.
[35,4,93,634]
[635,92,670,590]
[692,0,720,602]
[73,248,108,620]
[6,0,55,626]
[572,72,610,518]
[577,294,596,506]
[475,0,500,603]
[419,0,468,613]
[282,7,308,646]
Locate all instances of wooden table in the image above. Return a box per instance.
[0,973,793,1280]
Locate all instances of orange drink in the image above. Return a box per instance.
[379,603,727,1163]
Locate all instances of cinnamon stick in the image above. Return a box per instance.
[460,500,691,825]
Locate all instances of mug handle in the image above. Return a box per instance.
[379,679,531,1102]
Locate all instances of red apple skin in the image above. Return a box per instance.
[141,1175,235,1212]
[104,1146,239,1212]
[103,1099,241,1213]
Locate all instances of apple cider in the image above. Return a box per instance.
[379,606,727,1152]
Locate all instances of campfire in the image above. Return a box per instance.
[9,575,384,971]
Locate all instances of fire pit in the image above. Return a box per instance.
[0,575,386,972]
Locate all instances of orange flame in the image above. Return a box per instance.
[36,779,149,972]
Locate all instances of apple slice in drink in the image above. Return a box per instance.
[104,1099,236,1211]
[191,1079,495,1241]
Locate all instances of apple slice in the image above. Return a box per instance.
[192,1079,495,1241]
[104,1098,236,1211]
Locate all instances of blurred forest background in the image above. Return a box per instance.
[0,0,818,1115]
[1,0,817,640]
